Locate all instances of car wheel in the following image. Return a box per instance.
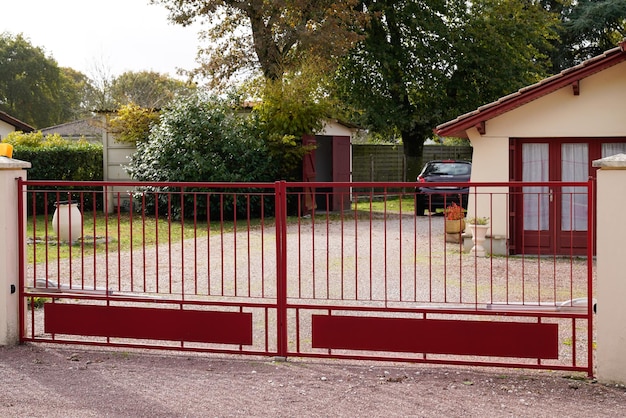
[416,197,426,216]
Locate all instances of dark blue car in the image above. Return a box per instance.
[415,160,471,216]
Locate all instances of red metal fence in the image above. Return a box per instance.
[19,179,594,375]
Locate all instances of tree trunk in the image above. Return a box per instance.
[401,124,429,183]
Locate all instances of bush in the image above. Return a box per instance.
[3,131,104,213]
[125,93,279,219]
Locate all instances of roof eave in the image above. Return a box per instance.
[435,42,626,139]
[0,111,35,133]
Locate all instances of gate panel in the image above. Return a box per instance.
[45,304,253,344]
[19,179,594,375]
[312,315,558,359]
[283,181,594,375]
[20,180,280,356]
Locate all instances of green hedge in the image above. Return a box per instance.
[7,137,104,214]
[13,145,103,181]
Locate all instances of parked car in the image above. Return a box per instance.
[415,160,471,216]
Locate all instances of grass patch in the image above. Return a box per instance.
[353,195,416,214]
[25,211,269,263]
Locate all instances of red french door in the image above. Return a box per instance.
[514,138,626,255]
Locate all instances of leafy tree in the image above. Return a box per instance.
[59,67,101,120]
[125,92,278,219]
[152,0,366,86]
[550,0,626,71]
[110,71,195,108]
[335,0,459,178]
[108,103,161,145]
[249,60,334,180]
[335,0,558,178]
[444,0,558,119]
[125,92,277,184]
[0,33,84,128]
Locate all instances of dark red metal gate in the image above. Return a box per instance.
[19,179,594,375]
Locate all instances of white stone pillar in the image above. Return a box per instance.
[593,153,626,384]
[0,155,31,346]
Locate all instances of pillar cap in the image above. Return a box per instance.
[592,153,626,169]
[0,156,31,170]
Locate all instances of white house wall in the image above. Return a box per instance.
[318,120,356,137]
[0,120,14,140]
[468,60,626,240]
[488,62,626,138]
[466,129,510,238]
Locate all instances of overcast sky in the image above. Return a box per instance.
[3,0,202,78]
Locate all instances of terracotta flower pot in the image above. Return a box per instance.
[445,218,465,234]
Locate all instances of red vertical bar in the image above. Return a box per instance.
[128,193,134,292]
[427,195,433,302]
[369,194,373,300]
[297,192,302,298]
[91,192,97,293]
[261,195,265,298]
[325,194,330,298]
[383,189,388,305]
[572,317,577,368]
[154,191,160,294]
[233,194,238,296]
[117,193,122,292]
[206,193,211,295]
[104,187,110,303]
[312,194,316,299]
[142,192,147,292]
[44,192,50,289]
[30,191,37,287]
[247,194,251,297]
[193,193,198,295]
[586,178,594,377]
[180,188,185,301]
[275,181,288,357]
[295,308,301,354]
[353,191,359,301]
[398,193,403,301]
[413,192,418,302]
[340,195,345,300]
[79,192,85,290]
[67,192,73,289]
[167,193,173,294]
[55,191,61,287]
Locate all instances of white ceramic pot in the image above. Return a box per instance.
[52,201,82,243]
[468,224,489,257]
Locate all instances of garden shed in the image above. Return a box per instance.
[435,39,626,255]
[303,119,358,212]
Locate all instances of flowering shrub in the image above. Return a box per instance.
[444,202,465,221]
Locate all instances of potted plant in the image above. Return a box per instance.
[444,202,466,234]
[466,217,490,256]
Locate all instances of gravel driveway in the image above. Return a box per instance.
[1,344,625,417]
[12,214,609,416]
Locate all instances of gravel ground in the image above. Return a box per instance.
[2,344,625,417]
[25,215,593,368]
[12,214,612,416]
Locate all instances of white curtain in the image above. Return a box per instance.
[522,143,549,231]
[561,143,588,231]
[602,143,626,158]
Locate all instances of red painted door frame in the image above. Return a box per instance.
[512,137,625,255]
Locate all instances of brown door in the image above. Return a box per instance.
[332,136,351,211]
[302,135,317,214]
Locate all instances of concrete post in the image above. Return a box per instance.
[0,155,30,346]
[593,153,626,384]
